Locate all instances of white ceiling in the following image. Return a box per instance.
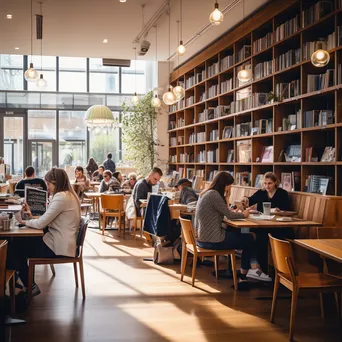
[0,0,270,66]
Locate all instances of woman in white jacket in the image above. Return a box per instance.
[8,167,81,296]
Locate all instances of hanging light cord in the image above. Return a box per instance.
[180,0,182,42]
[30,0,33,63]
[40,2,43,72]
[134,47,137,93]
[168,2,171,84]
[177,21,180,81]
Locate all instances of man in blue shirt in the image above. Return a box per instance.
[103,153,116,173]
[14,166,47,197]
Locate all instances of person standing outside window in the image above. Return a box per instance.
[103,153,116,173]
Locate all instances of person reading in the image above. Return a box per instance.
[195,171,272,283]
[14,166,47,198]
[132,167,163,217]
[7,168,81,296]
[174,178,198,205]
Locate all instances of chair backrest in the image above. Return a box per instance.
[179,218,196,249]
[76,217,89,257]
[0,185,8,194]
[101,194,124,211]
[269,234,298,280]
[317,227,342,239]
[0,240,8,298]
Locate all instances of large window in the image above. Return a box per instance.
[59,111,87,167]
[0,54,23,90]
[28,110,56,139]
[121,60,146,94]
[59,57,87,92]
[27,56,56,91]
[89,58,119,93]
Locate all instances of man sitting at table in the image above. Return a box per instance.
[14,166,47,197]
[132,167,163,217]
[92,165,105,182]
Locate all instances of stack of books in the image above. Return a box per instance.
[253,32,273,53]
[169,155,177,163]
[196,132,206,143]
[189,132,196,144]
[220,54,234,72]
[275,48,300,71]
[170,137,177,147]
[302,1,333,28]
[274,14,300,42]
[254,60,273,80]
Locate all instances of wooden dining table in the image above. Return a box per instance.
[0,226,43,237]
[293,239,342,263]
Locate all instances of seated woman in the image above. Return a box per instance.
[86,157,98,180]
[8,168,81,295]
[74,165,90,196]
[92,165,105,182]
[122,172,137,193]
[195,171,271,282]
[108,171,123,193]
[245,171,292,272]
[99,170,114,193]
[175,178,198,204]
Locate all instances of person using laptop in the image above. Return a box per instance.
[14,166,47,198]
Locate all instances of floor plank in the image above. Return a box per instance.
[9,229,342,342]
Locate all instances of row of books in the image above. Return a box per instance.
[185,96,195,107]
[305,146,335,162]
[188,132,206,144]
[303,109,334,128]
[337,26,342,46]
[254,60,273,80]
[253,119,273,135]
[208,170,219,182]
[207,149,219,163]
[170,137,177,147]
[209,129,219,141]
[207,62,219,78]
[196,150,206,163]
[307,69,334,92]
[304,175,330,195]
[197,106,230,122]
[274,14,300,43]
[199,92,206,102]
[303,34,336,61]
[281,110,301,131]
[280,172,301,192]
[236,172,251,186]
[253,32,273,54]
[176,118,185,128]
[220,54,234,72]
[208,84,219,98]
[275,79,300,101]
[301,1,332,28]
[220,78,233,93]
[227,149,234,163]
[169,155,177,163]
[237,45,251,62]
[275,48,300,71]
[179,153,195,163]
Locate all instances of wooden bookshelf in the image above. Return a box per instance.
[167,0,342,195]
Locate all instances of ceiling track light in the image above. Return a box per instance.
[209,1,224,25]
[6,14,12,19]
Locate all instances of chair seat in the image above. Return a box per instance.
[29,257,78,265]
[5,270,15,283]
[280,272,342,289]
[187,244,235,256]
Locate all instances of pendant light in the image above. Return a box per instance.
[163,3,177,106]
[177,0,185,56]
[24,0,39,82]
[151,26,162,108]
[173,21,185,101]
[36,2,47,88]
[209,1,224,25]
[237,0,252,83]
[131,47,140,105]
[311,40,330,67]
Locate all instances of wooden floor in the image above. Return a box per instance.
[9,228,341,342]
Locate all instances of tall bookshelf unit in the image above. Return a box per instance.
[168,0,342,196]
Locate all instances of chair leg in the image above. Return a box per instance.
[122,214,125,237]
[78,258,86,299]
[73,263,79,288]
[140,219,143,238]
[27,263,35,305]
[230,253,238,291]
[133,218,137,240]
[214,255,219,279]
[180,247,188,281]
[101,214,106,235]
[289,289,299,341]
[319,293,325,319]
[9,275,15,316]
[50,264,56,276]
[191,254,198,287]
[270,274,280,323]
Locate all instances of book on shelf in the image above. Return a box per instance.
[192,176,203,190]
[207,149,219,163]
[307,69,334,92]
[170,137,177,147]
[237,140,252,163]
[220,78,233,93]
[304,174,330,195]
[236,172,251,186]
[281,110,301,131]
[305,147,318,162]
[285,144,301,162]
[186,168,195,180]
[235,122,251,137]
[209,129,219,141]
[207,61,219,78]
[301,1,333,28]
[195,132,206,143]
[275,48,300,71]
[275,79,300,100]
[169,155,177,163]
[177,117,185,127]
[254,60,273,80]
[303,109,334,128]
[220,54,234,72]
[254,119,272,134]
[281,173,292,192]
[169,121,176,130]
[177,136,184,145]
[178,168,185,178]
[199,92,206,102]
[196,150,206,163]
[222,126,233,139]
[261,145,274,162]
[274,14,300,42]
[208,170,219,182]
[227,149,234,163]
[253,93,269,107]
[237,45,251,62]
[253,32,273,54]
[254,174,264,188]
[186,75,196,88]
[208,84,219,98]
[303,34,336,61]
[185,96,195,107]
[320,146,335,162]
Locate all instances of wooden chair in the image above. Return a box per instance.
[269,234,342,341]
[179,218,238,290]
[0,240,7,342]
[100,194,125,236]
[27,218,89,304]
[132,206,143,240]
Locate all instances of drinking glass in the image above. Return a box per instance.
[263,202,271,215]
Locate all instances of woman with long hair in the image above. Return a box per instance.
[86,157,98,180]
[8,168,81,296]
[74,165,90,196]
[195,171,271,282]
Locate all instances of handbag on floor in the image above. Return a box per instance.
[153,243,174,265]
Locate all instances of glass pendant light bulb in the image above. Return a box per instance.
[36,74,47,88]
[151,95,162,108]
[163,86,177,105]
[173,85,185,100]
[177,41,186,55]
[311,49,330,67]
[24,63,39,82]
[132,92,140,105]
[209,2,224,25]
[237,68,252,82]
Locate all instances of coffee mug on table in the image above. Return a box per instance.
[263,202,271,215]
